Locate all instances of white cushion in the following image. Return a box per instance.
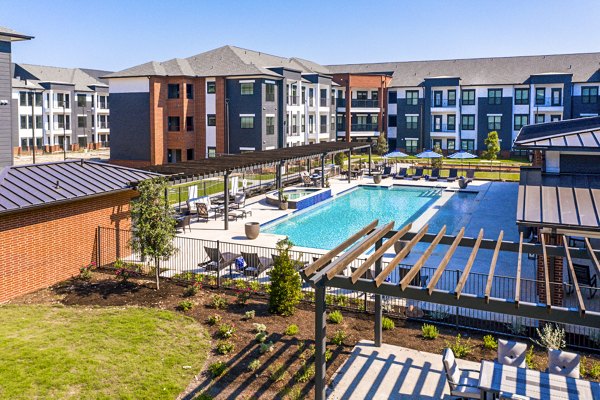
[498,339,527,368]
[443,348,460,384]
[548,349,580,378]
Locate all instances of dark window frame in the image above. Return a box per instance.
[448,90,456,106]
[265,83,275,102]
[447,114,456,130]
[167,84,180,99]
[167,116,180,131]
[206,81,216,94]
[535,88,546,105]
[186,116,194,131]
[582,86,599,104]
[240,82,254,95]
[406,115,418,130]
[266,116,275,135]
[551,88,562,106]
[514,88,529,105]
[207,114,216,126]
[406,90,419,105]
[186,83,194,99]
[462,89,475,105]
[461,114,475,130]
[461,139,475,152]
[487,115,502,131]
[487,89,502,105]
[514,114,529,131]
[240,116,254,129]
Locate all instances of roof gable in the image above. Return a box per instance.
[515,116,600,150]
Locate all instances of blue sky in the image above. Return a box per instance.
[3,0,600,72]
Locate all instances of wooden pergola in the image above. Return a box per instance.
[301,220,600,400]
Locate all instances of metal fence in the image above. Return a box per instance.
[97,227,600,352]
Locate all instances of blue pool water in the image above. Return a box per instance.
[263,186,443,249]
[427,191,479,235]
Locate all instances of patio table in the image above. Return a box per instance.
[478,360,600,400]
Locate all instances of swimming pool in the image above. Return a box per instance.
[262,186,445,249]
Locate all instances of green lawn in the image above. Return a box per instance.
[0,305,209,400]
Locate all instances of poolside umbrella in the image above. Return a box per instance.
[448,150,477,175]
[416,149,443,171]
[383,151,410,173]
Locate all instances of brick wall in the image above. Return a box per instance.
[0,191,134,302]
[536,232,564,306]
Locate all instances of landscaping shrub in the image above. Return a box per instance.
[208,361,227,378]
[79,262,94,281]
[331,330,347,346]
[216,340,235,355]
[260,341,274,354]
[249,281,261,292]
[328,310,343,324]
[295,362,315,383]
[284,324,299,336]
[325,348,333,362]
[446,334,473,358]
[253,323,267,333]
[244,310,255,320]
[235,289,251,305]
[210,294,228,310]
[255,332,268,343]
[334,295,348,307]
[269,363,289,382]
[382,317,395,331]
[248,359,261,372]
[421,323,439,340]
[177,300,193,312]
[183,283,200,297]
[589,361,600,379]
[217,323,236,339]
[525,346,536,369]
[535,323,566,350]
[483,335,498,350]
[269,238,302,316]
[207,314,222,326]
[508,318,526,335]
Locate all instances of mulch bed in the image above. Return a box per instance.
[9,272,600,399]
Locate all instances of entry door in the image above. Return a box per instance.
[433,91,443,107]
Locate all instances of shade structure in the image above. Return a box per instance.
[383,150,410,158]
[416,149,443,158]
[448,150,478,159]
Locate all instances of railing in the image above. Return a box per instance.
[320,98,328,107]
[535,96,562,107]
[319,124,328,133]
[336,99,380,108]
[308,98,314,107]
[431,99,456,107]
[351,123,378,131]
[431,123,456,132]
[287,96,300,106]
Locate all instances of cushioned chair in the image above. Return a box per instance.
[446,168,458,182]
[411,167,424,180]
[393,167,408,179]
[241,251,272,277]
[497,339,527,368]
[428,168,440,181]
[199,246,240,272]
[548,349,580,378]
[442,348,481,399]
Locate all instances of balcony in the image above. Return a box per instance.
[534,97,563,108]
[320,124,328,133]
[431,99,457,108]
[351,123,379,132]
[320,98,328,107]
[287,96,301,106]
[431,123,456,133]
[336,99,380,108]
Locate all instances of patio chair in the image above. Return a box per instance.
[175,215,192,233]
[398,266,428,287]
[428,168,440,181]
[199,246,240,272]
[393,168,408,179]
[548,349,580,378]
[497,339,527,368]
[442,348,482,399]
[381,166,392,178]
[231,193,246,210]
[411,167,424,180]
[446,168,458,182]
[272,254,308,271]
[196,203,214,222]
[566,263,597,299]
[300,171,314,187]
[465,169,475,183]
[241,251,273,277]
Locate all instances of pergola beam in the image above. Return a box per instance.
[484,230,504,303]
[455,229,484,299]
[541,234,552,309]
[563,235,586,316]
[585,237,600,276]
[400,225,446,291]
[427,227,464,295]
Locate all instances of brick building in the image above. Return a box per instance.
[0,160,157,302]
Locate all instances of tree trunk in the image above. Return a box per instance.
[155,257,160,290]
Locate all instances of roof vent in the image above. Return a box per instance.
[54,180,61,190]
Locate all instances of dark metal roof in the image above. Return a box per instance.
[0,160,160,215]
[145,142,372,182]
[515,116,600,151]
[516,167,600,232]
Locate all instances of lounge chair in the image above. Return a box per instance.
[231,193,246,210]
[428,168,440,181]
[446,168,458,182]
[393,168,408,179]
[241,251,272,277]
[548,349,580,378]
[196,203,216,222]
[442,348,481,399]
[497,339,527,368]
[566,263,597,298]
[499,393,531,400]
[300,171,314,187]
[199,246,240,272]
[465,169,475,183]
[398,266,428,287]
[381,166,392,178]
[411,167,424,180]
[272,254,308,271]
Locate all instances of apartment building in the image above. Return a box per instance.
[11,63,111,154]
[0,26,32,167]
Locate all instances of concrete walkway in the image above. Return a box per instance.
[327,341,481,400]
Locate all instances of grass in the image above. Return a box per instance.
[0,305,209,399]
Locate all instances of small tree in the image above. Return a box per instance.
[334,152,346,167]
[375,131,389,155]
[269,238,302,316]
[130,177,177,290]
[431,143,443,169]
[483,131,500,161]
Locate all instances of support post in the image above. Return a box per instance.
[277,162,283,189]
[374,238,383,347]
[308,157,311,175]
[315,285,327,400]
[224,172,229,230]
[368,145,372,176]
[321,154,325,187]
[347,149,351,183]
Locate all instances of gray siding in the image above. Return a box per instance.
[0,41,12,167]
[109,92,150,161]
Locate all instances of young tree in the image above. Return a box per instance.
[130,177,177,290]
[483,131,501,161]
[269,238,302,316]
[431,143,444,169]
[375,131,389,155]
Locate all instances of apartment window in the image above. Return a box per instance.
[20,115,31,129]
[99,96,108,109]
[207,147,216,158]
[406,139,418,154]
[19,92,27,106]
[186,116,194,131]
[371,91,379,101]
[406,115,418,130]
[433,91,443,107]
[388,115,397,127]
[406,90,419,105]
[488,89,502,105]
[320,115,328,132]
[460,89,474,105]
[447,139,456,151]
[207,114,216,126]
[266,116,275,135]
[56,93,69,108]
[514,88,529,105]
[167,116,180,131]
[186,84,194,99]
[240,116,254,128]
[550,114,561,122]
[240,82,254,95]
[187,148,194,161]
[388,91,397,103]
[98,115,108,129]
[77,94,87,107]
[448,90,456,106]
[206,81,216,94]
[57,114,70,130]
[582,86,598,104]
[35,115,42,129]
[433,115,442,131]
[535,88,545,105]
[447,114,456,130]
[78,116,87,128]
[301,115,305,133]
[265,83,275,102]
[461,139,475,152]
[551,88,562,106]
[461,114,475,130]
[167,84,180,99]
[356,91,368,100]
[432,139,442,149]
[535,114,545,124]
[303,87,307,104]
[308,115,315,133]
[35,93,42,106]
[488,115,502,130]
[514,114,529,131]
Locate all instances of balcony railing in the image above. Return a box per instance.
[351,123,378,131]
[535,97,562,107]
[320,98,327,107]
[319,124,328,133]
[287,96,300,106]
[336,99,380,108]
[431,123,456,132]
[431,99,457,108]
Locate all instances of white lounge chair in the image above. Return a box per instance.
[442,348,481,399]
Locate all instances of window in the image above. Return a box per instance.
[266,116,275,135]
[356,91,368,100]
[331,89,336,106]
[535,88,545,105]
[265,83,275,102]
[388,91,397,103]
[433,115,442,131]
[186,116,194,131]
[461,114,475,130]
[433,91,443,107]
[488,115,502,130]
[488,89,502,105]
[56,93,69,108]
[207,147,216,158]
[447,114,456,130]
[206,81,216,94]
[514,114,529,131]
[308,115,314,133]
[35,115,42,129]
[406,139,418,154]
[582,86,598,104]
[78,116,87,128]
[57,115,71,130]
[462,89,475,105]
[514,114,531,131]
[186,84,194,99]
[535,114,545,124]
[20,115,31,129]
[432,139,442,149]
[550,114,561,122]
[388,115,397,127]
[303,87,307,105]
[167,84,180,99]
[35,93,42,107]
[167,116,180,131]
[186,148,194,161]
[448,90,456,106]
[406,115,418,130]
[447,139,456,151]
[99,96,108,109]
[77,94,86,107]
[514,88,529,105]
[207,114,216,126]
[320,115,327,132]
[240,82,254,95]
[406,90,419,105]
[301,115,305,133]
[551,88,562,106]
[461,139,475,152]
[371,91,379,101]
[19,92,27,106]
[240,116,254,128]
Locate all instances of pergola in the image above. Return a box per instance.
[145,142,373,229]
[301,220,600,400]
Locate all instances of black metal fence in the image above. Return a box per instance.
[97,226,600,351]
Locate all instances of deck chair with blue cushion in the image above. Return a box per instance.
[411,168,424,180]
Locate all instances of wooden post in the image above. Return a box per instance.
[321,154,325,187]
[347,149,351,183]
[315,285,327,400]
[224,172,229,230]
[374,238,383,347]
[368,145,372,176]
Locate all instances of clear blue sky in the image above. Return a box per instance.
[3,0,600,72]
